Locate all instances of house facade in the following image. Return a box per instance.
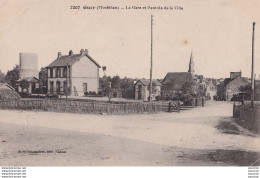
[223,72,249,101]
[205,81,217,100]
[134,79,161,101]
[46,49,101,96]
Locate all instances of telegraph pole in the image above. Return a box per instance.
[251,22,255,108]
[149,15,153,102]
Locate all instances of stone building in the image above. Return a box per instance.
[162,52,198,95]
[134,79,161,101]
[223,72,249,101]
[46,49,101,96]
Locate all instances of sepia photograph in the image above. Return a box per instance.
[0,0,260,174]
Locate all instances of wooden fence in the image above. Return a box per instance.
[233,102,260,133]
[0,99,177,115]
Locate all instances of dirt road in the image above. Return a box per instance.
[0,101,259,166]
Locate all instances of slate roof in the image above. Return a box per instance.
[17,77,39,82]
[0,83,15,90]
[224,77,249,87]
[135,79,162,86]
[162,72,194,90]
[47,53,101,68]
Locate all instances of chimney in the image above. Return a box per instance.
[57,52,62,58]
[80,49,84,55]
[80,49,88,55]
[69,50,73,56]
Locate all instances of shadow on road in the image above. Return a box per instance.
[215,119,256,137]
[190,149,260,166]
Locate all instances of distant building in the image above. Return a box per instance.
[223,71,249,101]
[134,79,161,101]
[162,72,196,93]
[46,49,101,96]
[205,80,217,100]
[17,53,39,94]
[162,52,197,95]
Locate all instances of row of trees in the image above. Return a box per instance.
[99,76,136,98]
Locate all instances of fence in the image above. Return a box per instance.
[0,99,176,115]
[233,102,260,133]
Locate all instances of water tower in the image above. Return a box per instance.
[19,53,39,79]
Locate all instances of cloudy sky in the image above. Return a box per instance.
[0,0,259,79]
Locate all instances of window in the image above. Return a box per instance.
[56,68,59,78]
[50,69,53,78]
[56,81,61,94]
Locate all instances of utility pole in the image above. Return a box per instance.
[251,22,255,108]
[149,15,153,102]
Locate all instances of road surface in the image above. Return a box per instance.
[0,101,259,166]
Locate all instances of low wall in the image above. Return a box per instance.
[233,103,260,133]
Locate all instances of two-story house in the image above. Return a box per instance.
[46,49,101,96]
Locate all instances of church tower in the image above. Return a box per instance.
[188,52,195,75]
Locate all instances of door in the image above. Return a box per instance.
[83,83,88,93]
[50,81,54,94]
[138,85,142,100]
[56,81,61,94]
[31,83,36,94]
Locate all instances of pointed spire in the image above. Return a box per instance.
[188,52,195,75]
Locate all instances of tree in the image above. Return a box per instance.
[111,75,121,90]
[4,65,20,90]
[182,81,194,99]
[120,77,135,99]
[239,84,259,100]
[162,79,175,96]
[39,67,48,93]
[0,70,5,83]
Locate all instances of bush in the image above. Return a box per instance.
[0,89,21,100]
[45,93,58,99]
[19,92,30,98]
[155,95,162,101]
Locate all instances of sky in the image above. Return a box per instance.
[0,0,260,79]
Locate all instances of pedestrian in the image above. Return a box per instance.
[177,100,180,113]
[202,97,205,107]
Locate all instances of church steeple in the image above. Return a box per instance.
[188,52,195,75]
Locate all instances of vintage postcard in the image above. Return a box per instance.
[0,0,260,174]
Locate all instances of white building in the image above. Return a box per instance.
[46,49,101,96]
[17,53,39,94]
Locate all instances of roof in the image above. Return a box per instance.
[135,79,162,86]
[162,72,194,90]
[0,83,15,90]
[47,53,101,68]
[0,88,21,100]
[17,77,39,82]
[224,76,249,87]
